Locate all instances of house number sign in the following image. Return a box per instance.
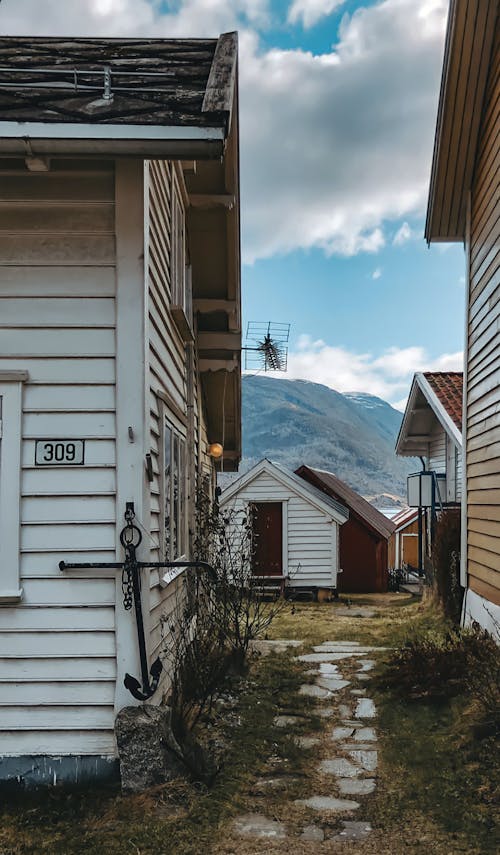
[35,439,85,466]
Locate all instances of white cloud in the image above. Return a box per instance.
[287,335,463,406]
[288,0,346,29]
[0,0,448,263]
[393,221,414,245]
[240,0,448,261]
[372,267,382,279]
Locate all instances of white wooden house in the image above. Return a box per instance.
[396,372,463,506]
[425,0,499,636]
[0,34,241,785]
[220,459,349,595]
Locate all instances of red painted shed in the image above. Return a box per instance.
[296,466,396,593]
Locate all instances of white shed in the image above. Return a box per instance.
[220,459,349,594]
[0,34,241,786]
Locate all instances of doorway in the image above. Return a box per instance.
[251,502,283,575]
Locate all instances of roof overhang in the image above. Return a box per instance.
[396,373,462,457]
[425,0,498,242]
[221,459,349,525]
[0,121,225,159]
[191,80,241,472]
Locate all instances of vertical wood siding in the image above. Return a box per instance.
[0,161,117,756]
[429,426,447,474]
[467,21,500,605]
[146,161,212,688]
[224,471,337,587]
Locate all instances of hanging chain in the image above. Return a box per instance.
[120,505,142,611]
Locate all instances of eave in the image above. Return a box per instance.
[425,0,498,242]
[396,373,462,457]
[0,122,225,160]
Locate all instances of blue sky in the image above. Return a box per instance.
[1,0,466,407]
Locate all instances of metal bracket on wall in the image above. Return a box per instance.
[59,504,217,701]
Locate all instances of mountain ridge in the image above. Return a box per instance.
[237,375,415,499]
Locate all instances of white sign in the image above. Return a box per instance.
[35,439,85,466]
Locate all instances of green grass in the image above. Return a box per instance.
[267,590,447,648]
[1,594,497,855]
[0,654,317,855]
[368,692,499,853]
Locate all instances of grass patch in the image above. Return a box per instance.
[267,590,444,648]
[0,653,317,855]
[368,692,499,853]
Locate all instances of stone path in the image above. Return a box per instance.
[231,639,382,846]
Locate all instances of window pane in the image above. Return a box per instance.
[164,422,172,558]
[172,433,179,558]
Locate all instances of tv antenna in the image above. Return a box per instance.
[243,321,290,372]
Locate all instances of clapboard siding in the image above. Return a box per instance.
[466,22,500,606]
[0,656,116,682]
[429,427,446,474]
[146,159,214,694]
[224,470,338,586]
[0,160,117,756]
[0,731,114,756]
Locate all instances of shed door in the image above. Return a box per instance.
[402,533,418,568]
[251,502,282,575]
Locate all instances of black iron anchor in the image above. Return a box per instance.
[59,505,217,702]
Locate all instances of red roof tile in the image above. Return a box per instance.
[423,372,463,431]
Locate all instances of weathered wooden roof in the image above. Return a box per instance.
[220,459,350,524]
[0,35,237,128]
[296,465,396,540]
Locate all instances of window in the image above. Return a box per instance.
[0,378,25,603]
[164,417,187,560]
[170,173,193,340]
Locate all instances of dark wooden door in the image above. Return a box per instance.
[251,502,283,575]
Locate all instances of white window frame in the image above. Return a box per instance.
[161,411,188,587]
[170,169,193,338]
[0,374,27,604]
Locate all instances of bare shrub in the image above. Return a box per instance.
[431,508,463,623]
[379,624,500,735]
[160,482,288,753]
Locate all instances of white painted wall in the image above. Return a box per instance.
[0,160,118,758]
[223,470,339,587]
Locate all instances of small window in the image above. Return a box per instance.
[170,176,193,341]
[163,417,187,560]
[0,380,24,603]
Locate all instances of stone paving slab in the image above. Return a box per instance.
[316,677,350,692]
[331,726,355,741]
[231,814,287,839]
[314,644,378,654]
[299,684,330,699]
[319,758,362,778]
[295,796,360,812]
[350,688,366,696]
[358,659,376,672]
[354,727,377,742]
[318,662,340,673]
[355,698,377,718]
[348,750,378,772]
[337,778,376,796]
[298,652,360,663]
